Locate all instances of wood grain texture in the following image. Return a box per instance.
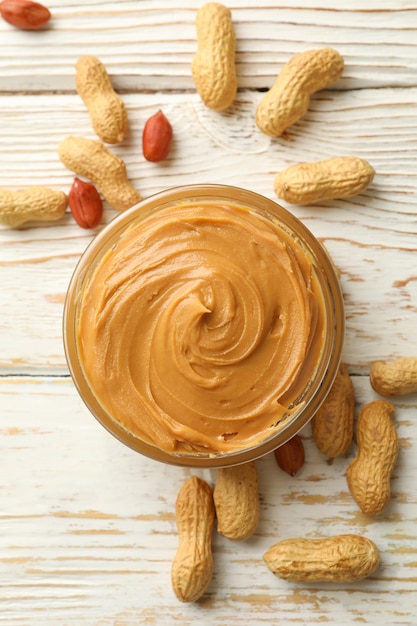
[0,1,416,91]
[0,376,416,625]
[0,89,416,372]
[1,2,417,623]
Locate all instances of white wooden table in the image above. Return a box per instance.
[1,1,417,624]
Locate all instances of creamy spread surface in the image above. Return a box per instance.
[77,202,326,455]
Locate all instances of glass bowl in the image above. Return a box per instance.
[63,184,344,467]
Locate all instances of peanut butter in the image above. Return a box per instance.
[77,202,326,455]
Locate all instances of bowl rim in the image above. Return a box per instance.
[63,183,345,468]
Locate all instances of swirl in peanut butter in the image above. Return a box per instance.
[77,202,325,454]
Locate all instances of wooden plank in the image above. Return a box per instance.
[0,1,416,92]
[0,375,416,624]
[0,89,416,373]
[1,3,416,623]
